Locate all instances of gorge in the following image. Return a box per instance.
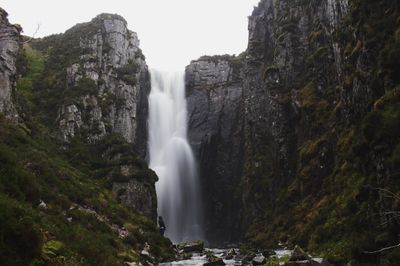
[0,0,400,265]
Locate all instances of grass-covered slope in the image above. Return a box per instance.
[0,41,172,265]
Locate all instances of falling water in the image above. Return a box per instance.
[148,69,203,243]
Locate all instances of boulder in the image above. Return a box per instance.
[203,259,225,266]
[241,251,256,264]
[252,254,266,265]
[224,249,236,260]
[177,240,204,253]
[204,254,225,266]
[38,200,48,209]
[289,246,311,261]
[311,258,332,266]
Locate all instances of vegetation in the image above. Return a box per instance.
[115,61,139,85]
[0,30,173,265]
[241,0,400,265]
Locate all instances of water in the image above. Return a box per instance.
[148,69,203,243]
[160,249,239,266]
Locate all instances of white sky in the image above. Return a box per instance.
[2,0,260,71]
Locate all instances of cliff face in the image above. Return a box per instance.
[33,14,150,155]
[0,8,20,120]
[242,0,350,225]
[27,14,155,219]
[188,0,400,263]
[186,55,244,245]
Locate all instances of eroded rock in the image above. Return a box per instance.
[0,7,20,120]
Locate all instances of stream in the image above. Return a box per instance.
[160,248,294,266]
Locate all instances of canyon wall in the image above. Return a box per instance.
[188,0,400,263]
[186,55,244,244]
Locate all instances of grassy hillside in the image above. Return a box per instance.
[0,43,173,265]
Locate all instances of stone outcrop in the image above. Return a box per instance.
[112,179,156,220]
[0,8,20,120]
[52,14,150,156]
[29,14,155,219]
[186,55,244,244]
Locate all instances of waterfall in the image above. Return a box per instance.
[148,69,203,243]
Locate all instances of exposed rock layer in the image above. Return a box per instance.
[0,8,20,120]
[41,14,150,156]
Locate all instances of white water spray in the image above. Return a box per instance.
[148,69,203,242]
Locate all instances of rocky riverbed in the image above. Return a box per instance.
[156,241,331,266]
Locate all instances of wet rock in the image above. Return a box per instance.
[203,259,225,266]
[177,240,204,253]
[224,248,236,260]
[311,258,332,266]
[204,254,225,266]
[241,251,256,264]
[289,246,311,261]
[252,253,266,265]
[262,249,276,257]
[186,55,244,244]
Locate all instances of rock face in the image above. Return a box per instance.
[30,14,155,219]
[188,0,400,262]
[186,55,244,245]
[50,14,150,156]
[0,8,20,120]
[241,0,350,228]
[112,179,156,220]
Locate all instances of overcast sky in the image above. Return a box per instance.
[2,0,260,71]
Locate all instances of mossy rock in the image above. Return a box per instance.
[42,240,65,259]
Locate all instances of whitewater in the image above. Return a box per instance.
[148,70,203,243]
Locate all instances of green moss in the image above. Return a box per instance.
[115,61,139,85]
[42,240,65,259]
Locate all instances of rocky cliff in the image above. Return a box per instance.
[32,13,149,155]
[188,0,400,263]
[0,8,20,120]
[26,14,155,219]
[0,9,174,265]
[186,55,244,245]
